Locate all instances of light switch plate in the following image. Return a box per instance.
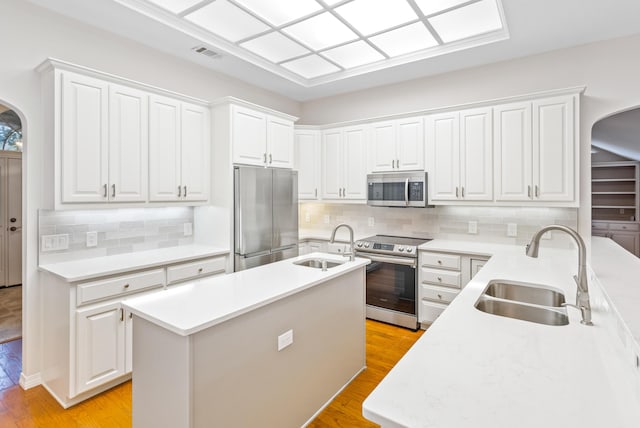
[323,214,330,224]
[468,221,478,234]
[304,212,311,223]
[86,231,98,247]
[277,329,293,351]
[368,217,375,227]
[507,223,517,237]
[184,222,193,237]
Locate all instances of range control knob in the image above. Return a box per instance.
[398,246,405,252]
[356,241,364,247]
[364,242,370,248]
[406,247,414,253]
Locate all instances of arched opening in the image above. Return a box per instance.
[590,107,640,257]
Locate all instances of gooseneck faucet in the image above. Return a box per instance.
[330,223,355,262]
[525,225,593,325]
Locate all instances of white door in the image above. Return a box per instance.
[7,156,21,287]
[321,129,343,199]
[427,112,460,201]
[232,106,267,166]
[397,117,424,171]
[181,103,210,202]
[533,96,575,201]
[109,84,148,202]
[149,95,181,201]
[60,71,109,203]
[460,108,493,201]
[343,126,367,199]
[267,116,294,169]
[494,102,532,201]
[370,121,396,172]
[76,302,125,395]
[295,130,320,200]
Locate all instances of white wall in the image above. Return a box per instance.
[1,0,299,385]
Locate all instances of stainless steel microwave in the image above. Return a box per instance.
[367,172,429,207]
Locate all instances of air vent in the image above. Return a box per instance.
[192,45,221,59]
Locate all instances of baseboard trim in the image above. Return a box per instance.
[19,371,42,389]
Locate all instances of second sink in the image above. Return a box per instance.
[484,280,566,307]
[294,259,344,269]
[475,296,569,326]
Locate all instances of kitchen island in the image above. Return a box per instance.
[123,252,369,428]
[363,239,640,427]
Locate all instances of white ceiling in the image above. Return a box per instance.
[592,108,640,162]
[25,0,640,101]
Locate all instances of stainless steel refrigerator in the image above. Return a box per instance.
[234,165,299,271]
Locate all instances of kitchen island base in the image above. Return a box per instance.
[131,268,365,428]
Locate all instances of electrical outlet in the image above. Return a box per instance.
[86,231,98,247]
[304,212,311,223]
[507,223,517,237]
[277,329,293,351]
[323,214,330,224]
[183,222,193,236]
[468,221,478,234]
[368,217,375,227]
[41,234,70,251]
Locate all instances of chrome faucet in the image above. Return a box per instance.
[525,225,593,325]
[330,223,355,262]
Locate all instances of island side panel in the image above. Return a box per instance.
[191,268,366,428]
[132,317,192,428]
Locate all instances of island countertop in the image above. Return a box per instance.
[363,239,640,428]
[123,252,369,336]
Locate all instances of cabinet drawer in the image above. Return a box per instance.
[420,267,461,288]
[609,223,640,231]
[419,301,447,323]
[421,252,461,270]
[591,222,608,230]
[77,269,165,305]
[166,256,226,284]
[420,284,459,304]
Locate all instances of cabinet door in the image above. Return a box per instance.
[397,117,424,171]
[343,126,367,199]
[470,259,487,279]
[125,310,133,373]
[109,84,148,202]
[460,108,492,201]
[76,301,125,395]
[370,121,396,172]
[494,102,532,201]
[61,71,109,203]
[149,95,181,201]
[267,116,294,169]
[427,112,460,201]
[295,130,321,200]
[321,129,343,199]
[533,96,575,201]
[181,103,210,202]
[609,231,639,256]
[232,106,267,166]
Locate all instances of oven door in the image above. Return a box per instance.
[358,253,417,315]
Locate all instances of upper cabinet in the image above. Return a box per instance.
[427,107,493,202]
[370,117,424,172]
[295,129,321,200]
[322,126,367,200]
[38,59,211,209]
[231,104,295,168]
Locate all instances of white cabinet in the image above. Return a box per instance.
[592,221,640,256]
[494,96,575,202]
[295,129,321,200]
[322,126,367,200]
[148,96,210,202]
[371,117,424,172]
[427,107,492,202]
[232,104,295,168]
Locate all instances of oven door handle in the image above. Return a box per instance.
[358,254,416,267]
[405,178,410,206]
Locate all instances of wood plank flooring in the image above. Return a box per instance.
[0,320,423,427]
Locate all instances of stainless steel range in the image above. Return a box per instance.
[355,235,431,330]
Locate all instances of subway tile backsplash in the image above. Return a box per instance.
[39,207,194,264]
[299,203,578,247]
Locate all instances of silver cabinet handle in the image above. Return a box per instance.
[269,154,272,164]
[263,153,267,164]
[461,186,465,198]
[437,294,442,299]
[397,159,400,169]
[123,283,130,289]
[455,187,459,198]
[315,188,317,198]
[528,185,532,198]
[120,308,124,322]
[111,184,116,198]
[178,186,182,197]
[184,185,187,198]
[103,184,107,198]
[437,277,442,282]
[129,312,133,319]
[437,260,442,265]
[535,185,539,198]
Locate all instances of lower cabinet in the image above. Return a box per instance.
[592,221,640,256]
[418,250,489,326]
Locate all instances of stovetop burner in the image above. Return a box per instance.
[355,235,431,257]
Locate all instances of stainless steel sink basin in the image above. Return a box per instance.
[475,296,569,326]
[294,259,344,269]
[484,280,566,307]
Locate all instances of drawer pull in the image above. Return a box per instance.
[120,308,124,322]
[437,260,442,265]
[129,312,133,319]
[123,283,130,289]
[437,277,442,282]
[198,268,203,274]
[437,294,442,299]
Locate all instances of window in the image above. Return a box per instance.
[0,108,22,152]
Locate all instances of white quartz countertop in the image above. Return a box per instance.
[39,244,229,282]
[123,252,368,336]
[364,239,640,428]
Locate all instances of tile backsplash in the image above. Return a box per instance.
[299,203,578,246]
[39,207,194,264]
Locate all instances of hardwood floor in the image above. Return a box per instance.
[0,320,423,427]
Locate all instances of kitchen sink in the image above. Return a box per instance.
[294,259,344,269]
[475,296,569,326]
[484,280,566,307]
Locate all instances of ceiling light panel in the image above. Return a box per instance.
[428,0,503,43]
[240,32,310,63]
[233,0,322,26]
[185,0,270,42]
[370,22,439,57]
[146,0,202,14]
[335,0,419,36]
[414,0,470,16]
[322,40,386,69]
[281,55,341,79]
[282,12,358,50]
